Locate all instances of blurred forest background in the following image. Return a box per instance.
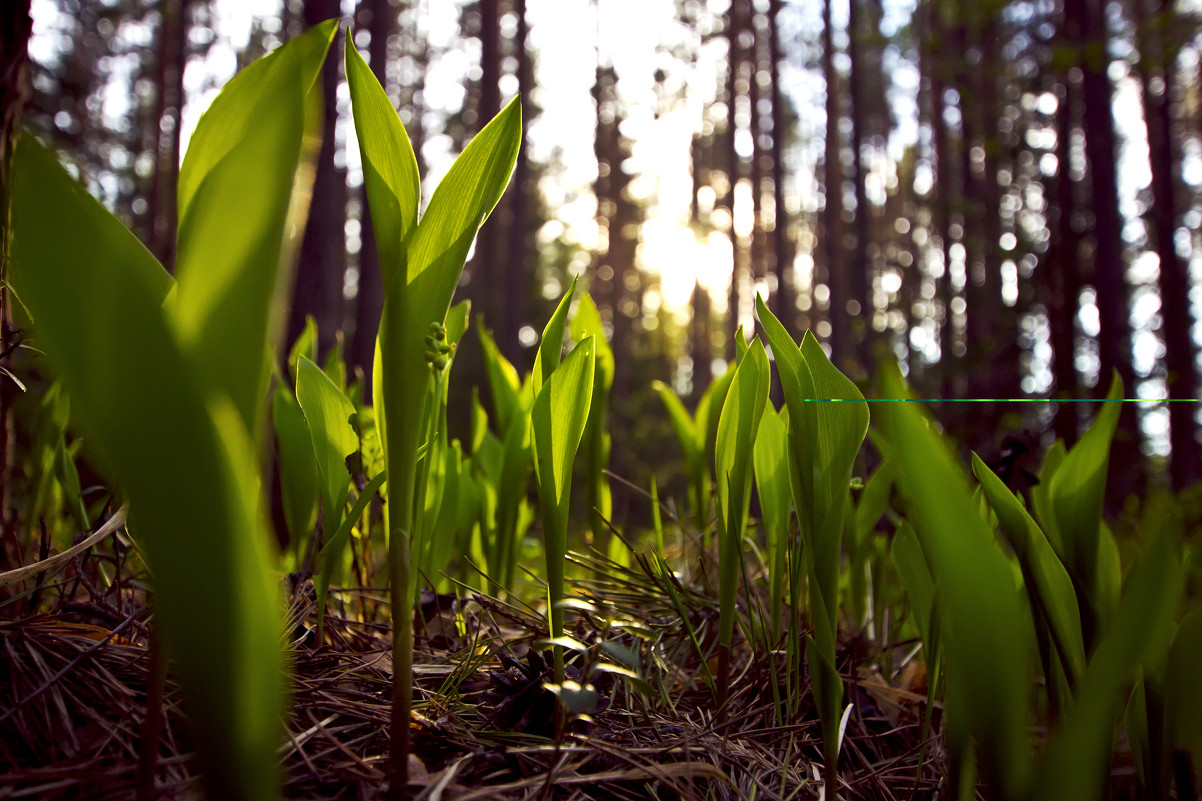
[7,0,1202,516]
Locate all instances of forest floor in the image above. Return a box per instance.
[0,543,949,801]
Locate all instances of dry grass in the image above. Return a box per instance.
[0,535,943,800]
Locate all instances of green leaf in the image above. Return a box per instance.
[295,354,357,632]
[879,364,1031,801]
[714,338,770,649]
[173,21,337,436]
[532,338,596,511]
[1049,373,1123,646]
[1165,610,1202,760]
[652,381,701,469]
[572,293,614,544]
[531,336,596,679]
[478,321,523,433]
[533,273,579,396]
[753,402,792,637]
[296,357,357,525]
[12,134,286,801]
[345,39,420,284]
[570,293,614,392]
[272,388,319,559]
[286,316,319,384]
[891,521,934,646]
[973,453,1086,688]
[1033,531,1181,801]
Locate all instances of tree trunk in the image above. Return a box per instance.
[147,0,189,272]
[288,0,348,360]
[822,0,848,369]
[468,0,502,338]
[725,0,746,352]
[924,0,957,398]
[1139,0,1198,487]
[1049,41,1081,443]
[499,0,531,364]
[0,0,32,547]
[351,0,394,387]
[1069,0,1140,494]
[767,0,793,336]
[848,0,872,375]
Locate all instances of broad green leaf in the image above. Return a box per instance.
[891,521,934,645]
[714,338,770,649]
[296,357,357,515]
[531,336,596,679]
[478,321,522,433]
[533,273,580,396]
[571,292,615,543]
[880,364,1031,801]
[1032,438,1067,553]
[697,361,737,466]
[973,453,1086,688]
[532,338,596,509]
[173,21,337,436]
[1049,373,1123,646]
[1165,610,1202,760]
[850,460,895,627]
[12,134,285,801]
[1033,531,1181,801]
[287,316,319,384]
[345,40,420,282]
[570,293,614,391]
[295,357,358,600]
[272,388,319,559]
[753,402,792,637]
[652,381,701,468]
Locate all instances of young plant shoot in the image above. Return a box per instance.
[345,36,521,800]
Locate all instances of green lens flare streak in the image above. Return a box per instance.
[807,398,1199,402]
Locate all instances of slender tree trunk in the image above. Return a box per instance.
[1072,0,1132,391]
[822,0,848,369]
[1139,0,1198,487]
[848,0,872,374]
[725,0,746,352]
[975,8,1012,432]
[351,0,394,387]
[499,0,530,364]
[147,0,189,272]
[289,0,347,359]
[767,0,793,336]
[469,0,502,337]
[1074,0,1140,491]
[0,0,32,547]
[924,1,957,398]
[1049,51,1081,442]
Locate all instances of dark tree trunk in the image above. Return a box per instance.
[848,0,872,374]
[147,0,189,272]
[1139,0,1198,487]
[956,12,990,415]
[767,0,793,336]
[1072,0,1132,391]
[1049,45,1081,443]
[288,0,347,360]
[0,0,32,546]
[822,0,848,369]
[351,0,394,387]
[468,0,502,337]
[979,11,1012,404]
[1069,0,1140,493]
[725,0,747,353]
[924,0,957,398]
[691,280,713,398]
[499,0,531,364]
